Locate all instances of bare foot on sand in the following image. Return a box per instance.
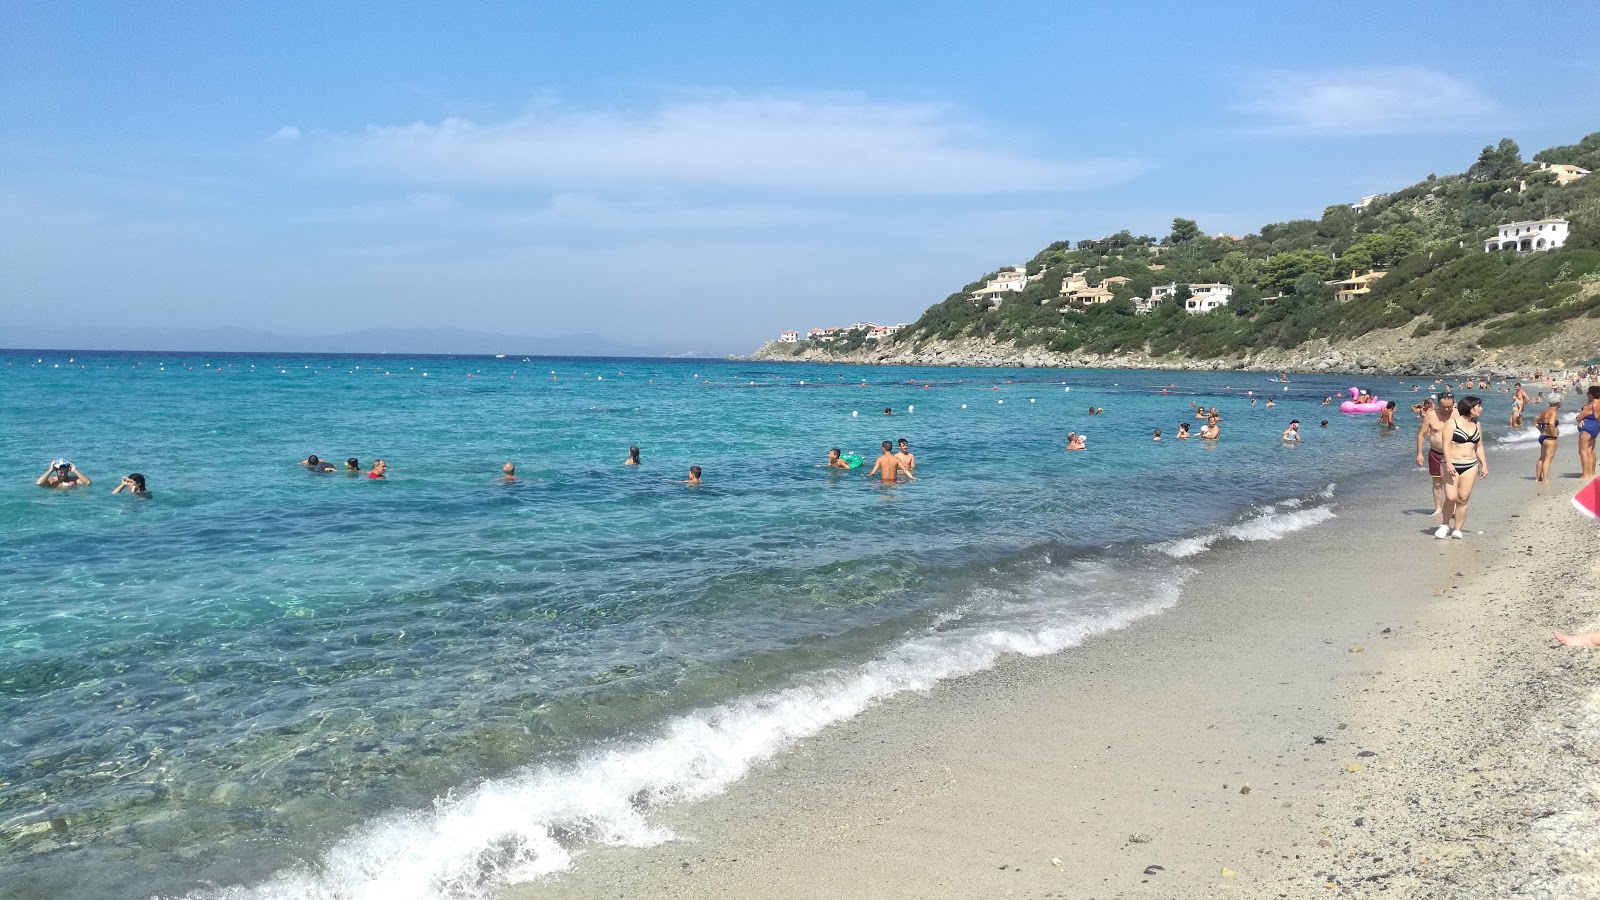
[1554,631,1600,648]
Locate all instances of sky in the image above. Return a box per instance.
[2,2,1598,355]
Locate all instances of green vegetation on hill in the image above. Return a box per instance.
[805,132,1600,360]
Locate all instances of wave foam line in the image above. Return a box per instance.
[179,580,1184,900]
[1162,490,1337,559]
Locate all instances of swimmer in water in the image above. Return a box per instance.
[686,465,702,486]
[1320,420,1329,428]
[1379,401,1397,427]
[1152,428,1162,442]
[500,462,518,482]
[1065,432,1086,451]
[883,407,894,416]
[301,454,334,473]
[37,460,89,489]
[345,457,361,473]
[112,473,149,496]
[869,441,913,482]
[624,446,641,466]
[1322,396,1333,406]
[1265,398,1275,408]
[1281,420,1301,443]
[827,448,852,469]
[895,438,915,474]
[1176,423,1191,440]
[1199,416,1221,440]
[366,459,386,479]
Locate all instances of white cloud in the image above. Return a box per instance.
[1236,67,1496,136]
[270,125,302,141]
[301,94,1144,194]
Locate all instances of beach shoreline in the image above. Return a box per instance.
[506,441,1600,899]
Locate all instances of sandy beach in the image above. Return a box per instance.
[505,440,1600,900]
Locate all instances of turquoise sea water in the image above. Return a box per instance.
[2,351,1439,899]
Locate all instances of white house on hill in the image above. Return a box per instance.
[1484,218,1569,253]
[779,331,799,343]
[1184,284,1233,314]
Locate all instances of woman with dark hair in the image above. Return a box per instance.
[1437,395,1487,540]
[1576,385,1600,480]
[624,446,641,466]
[113,473,149,496]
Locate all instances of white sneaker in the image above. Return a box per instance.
[1434,525,1450,539]
[1451,529,1465,540]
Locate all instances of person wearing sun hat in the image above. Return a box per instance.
[37,459,90,489]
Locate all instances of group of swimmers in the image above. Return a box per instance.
[301,455,386,479]
[35,460,148,496]
[828,438,916,483]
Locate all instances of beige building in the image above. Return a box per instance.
[1539,162,1590,186]
[1329,270,1387,303]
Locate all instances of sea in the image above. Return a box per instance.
[0,350,1482,899]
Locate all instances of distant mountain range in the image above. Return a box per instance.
[0,326,717,358]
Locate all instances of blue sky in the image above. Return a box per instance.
[3,2,1598,354]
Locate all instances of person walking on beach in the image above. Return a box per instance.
[869,441,912,482]
[895,438,916,475]
[1416,392,1455,516]
[1436,396,1487,540]
[1535,396,1561,483]
[1576,385,1600,480]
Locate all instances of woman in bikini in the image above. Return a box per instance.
[1535,396,1561,483]
[1576,385,1600,480]
[1437,396,1487,539]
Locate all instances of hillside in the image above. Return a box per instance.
[752,132,1600,373]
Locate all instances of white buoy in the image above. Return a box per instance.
[852,410,859,417]
[961,404,968,409]
[1064,386,1071,392]
[998,399,1003,404]
[1030,398,1036,403]
[907,405,914,412]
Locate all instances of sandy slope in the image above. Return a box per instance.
[505,442,1600,900]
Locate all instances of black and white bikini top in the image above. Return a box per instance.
[1451,423,1481,445]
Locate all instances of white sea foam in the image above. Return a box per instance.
[179,566,1184,900]
[180,496,1340,900]
[1496,412,1580,446]
[1162,492,1337,559]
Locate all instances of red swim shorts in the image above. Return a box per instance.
[1428,449,1443,477]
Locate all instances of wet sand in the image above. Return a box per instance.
[506,441,1600,899]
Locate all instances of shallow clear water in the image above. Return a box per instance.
[0,351,1439,898]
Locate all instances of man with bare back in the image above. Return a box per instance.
[869,440,913,483]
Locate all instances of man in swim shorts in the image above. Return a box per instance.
[1415,391,1455,515]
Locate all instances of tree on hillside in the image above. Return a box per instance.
[1467,138,1523,182]
[1531,131,1600,171]
[1338,227,1423,273]
[1166,218,1203,244]
[1261,250,1335,294]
